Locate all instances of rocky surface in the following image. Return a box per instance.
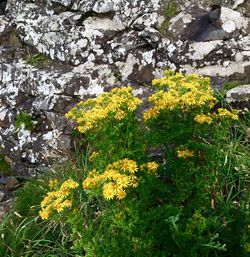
[0,0,250,176]
[0,175,19,220]
[226,84,250,108]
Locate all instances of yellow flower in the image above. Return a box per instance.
[62,199,72,208]
[116,189,127,199]
[78,125,87,133]
[65,87,142,133]
[83,177,97,189]
[61,179,79,190]
[127,98,142,111]
[103,169,119,180]
[55,199,72,213]
[194,114,213,124]
[48,179,59,189]
[215,108,238,120]
[39,208,51,220]
[129,175,139,188]
[114,110,126,120]
[177,148,194,159]
[121,159,138,173]
[143,108,159,121]
[117,174,131,188]
[39,179,78,220]
[41,196,52,208]
[82,159,159,201]
[103,183,116,199]
[146,162,159,174]
[88,151,99,162]
[144,70,217,120]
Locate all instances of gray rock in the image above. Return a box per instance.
[0,0,6,16]
[0,191,4,201]
[226,84,250,103]
[168,5,248,42]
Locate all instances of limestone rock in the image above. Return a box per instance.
[168,5,248,42]
[226,84,250,104]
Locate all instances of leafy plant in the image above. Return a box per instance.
[15,111,34,131]
[0,167,83,257]
[1,71,249,257]
[0,154,12,175]
[159,0,178,35]
[39,71,248,256]
[25,53,49,67]
[223,81,239,91]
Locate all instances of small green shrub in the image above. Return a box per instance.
[41,71,249,256]
[15,111,34,131]
[159,0,178,35]
[25,53,48,67]
[223,81,239,91]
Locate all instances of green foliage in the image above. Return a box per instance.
[15,111,34,131]
[159,0,178,35]
[0,71,249,256]
[0,154,12,175]
[223,81,239,91]
[0,169,83,257]
[164,0,178,19]
[25,53,49,67]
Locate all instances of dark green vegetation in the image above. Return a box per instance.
[15,112,34,131]
[159,0,178,35]
[0,175,80,257]
[25,53,49,67]
[0,154,12,176]
[0,72,249,257]
[223,81,240,91]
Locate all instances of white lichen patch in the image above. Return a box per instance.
[17,126,32,150]
[77,84,104,97]
[0,107,7,121]
[220,7,248,33]
[187,41,222,60]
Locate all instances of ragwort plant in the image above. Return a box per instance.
[35,71,248,256]
[0,174,82,257]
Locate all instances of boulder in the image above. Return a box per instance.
[226,84,250,107]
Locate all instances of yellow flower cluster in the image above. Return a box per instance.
[144,71,216,121]
[83,159,159,200]
[48,179,59,189]
[177,148,194,159]
[39,179,79,220]
[88,151,99,162]
[194,114,213,124]
[215,108,238,120]
[140,161,159,175]
[194,108,238,124]
[65,87,142,133]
